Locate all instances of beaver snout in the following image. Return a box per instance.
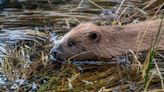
[50,46,65,62]
[50,47,57,58]
[49,47,58,61]
[49,40,64,61]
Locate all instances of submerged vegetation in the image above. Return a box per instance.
[0,0,164,91]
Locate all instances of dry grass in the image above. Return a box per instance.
[0,0,164,92]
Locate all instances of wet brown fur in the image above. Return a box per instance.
[53,19,164,60]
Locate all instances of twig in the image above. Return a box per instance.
[114,0,125,22]
[88,0,104,10]
[154,59,164,88]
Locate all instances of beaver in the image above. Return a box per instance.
[50,19,164,61]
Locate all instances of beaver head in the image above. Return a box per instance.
[49,22,112,61]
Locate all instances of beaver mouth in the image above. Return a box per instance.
[49,52,92,63]
[49,53,65,63]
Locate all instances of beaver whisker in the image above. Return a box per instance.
[68,51,91,60]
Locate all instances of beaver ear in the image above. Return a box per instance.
[88,31,101,42]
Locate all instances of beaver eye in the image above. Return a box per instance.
[89,32,97,40]
[68,41,75,47]
[88,31,101,42]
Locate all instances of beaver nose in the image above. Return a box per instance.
[51,49,57,57]
[49,48,58,61]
